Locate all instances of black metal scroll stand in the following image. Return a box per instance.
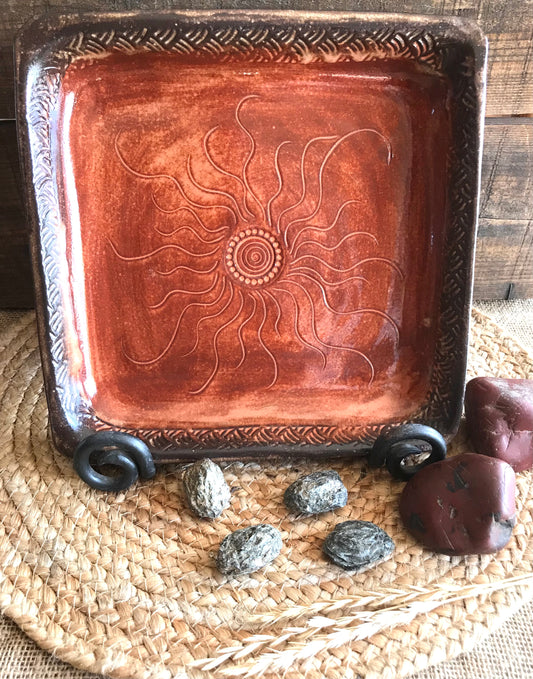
[73,431,156,492]
[73,423,447,492]
[366,423,447,480]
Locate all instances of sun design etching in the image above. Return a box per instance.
[109,95,404,394]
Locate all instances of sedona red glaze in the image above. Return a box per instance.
[58,55,450,430]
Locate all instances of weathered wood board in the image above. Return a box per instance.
[1,0,532,118]
[1,117,531,306]
[480,121,533,222]
[475,219,533,300]
[474,119,533,299]
[1,2,531,303]
[0,122,32,308]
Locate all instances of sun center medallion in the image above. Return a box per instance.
[226,229,283,286]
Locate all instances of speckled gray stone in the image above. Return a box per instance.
[284,470,348,515]
[216,524,282,576]
[183,459,231,519]
[323,520,395,571]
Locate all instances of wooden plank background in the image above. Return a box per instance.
[1,0,532,305]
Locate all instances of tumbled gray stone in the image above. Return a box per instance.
[183,458,231,519]
[216,524,282,575]
[323,520,395,571]
[284,470,348,515]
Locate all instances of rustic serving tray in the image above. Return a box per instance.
[16,11,487,465]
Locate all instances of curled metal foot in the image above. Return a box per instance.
[73,431,156,492]
[368,423,447,481]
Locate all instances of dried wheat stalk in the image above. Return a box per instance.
[190,570,533,675]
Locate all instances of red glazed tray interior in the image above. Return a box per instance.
[57,53,452,431]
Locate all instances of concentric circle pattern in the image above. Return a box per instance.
[225,229,282,286]
[1,310,533,679]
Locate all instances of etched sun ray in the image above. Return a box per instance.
[110,96,404,394]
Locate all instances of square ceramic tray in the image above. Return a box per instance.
[16,11,487,461]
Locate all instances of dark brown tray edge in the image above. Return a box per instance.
[15,11,488,460]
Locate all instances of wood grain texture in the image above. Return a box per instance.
[474,219,533,300]
[480,121,533,222]
[0,122,32,308]
[474,119,533,299]
[1,116,532,306]
[1,0,532,118]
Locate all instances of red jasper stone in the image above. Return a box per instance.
[399,453,516,555]
[465,377,533,472]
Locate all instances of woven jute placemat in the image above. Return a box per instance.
[1,308,533,679]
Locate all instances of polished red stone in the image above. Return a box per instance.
[399,453,516,555]
[465,377,533,472]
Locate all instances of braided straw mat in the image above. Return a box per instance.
[1,308,533,679]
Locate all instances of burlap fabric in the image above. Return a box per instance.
[1,304,533,679]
